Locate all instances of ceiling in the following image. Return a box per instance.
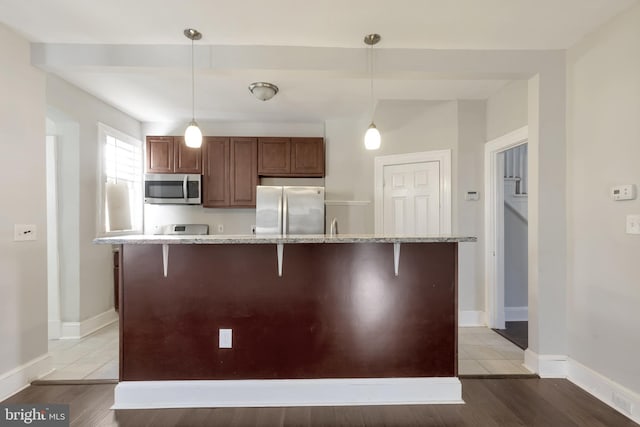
[1,0,636,123]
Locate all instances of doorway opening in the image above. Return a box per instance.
[484,126,529,350]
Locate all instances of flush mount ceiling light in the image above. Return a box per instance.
[364,33,381,150]
[248,82,279,101]
[184,28,203,148]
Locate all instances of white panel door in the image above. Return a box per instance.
[383,161,440,235]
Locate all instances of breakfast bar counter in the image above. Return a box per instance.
[94,234,475,408]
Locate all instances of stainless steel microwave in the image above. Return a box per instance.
[144,173,202,204]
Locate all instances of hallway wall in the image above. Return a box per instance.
[566,2,640,395]
[0,23,49,395]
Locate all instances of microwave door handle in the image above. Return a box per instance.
[183,175,188,202]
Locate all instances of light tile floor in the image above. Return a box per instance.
[42,323,532,379]
[43,322,119,380]
[459,326,532,375]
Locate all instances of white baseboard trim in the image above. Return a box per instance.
[0,354,52,402]
[61,308,118,339]
[504,306,528,322]
[523,349,567,378]
[113,377,463,409]
[459,310,486,327]
[48,319,61,340]
[568,358,639,424]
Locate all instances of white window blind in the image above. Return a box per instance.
[101,125,142,234]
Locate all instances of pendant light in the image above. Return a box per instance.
[364,33,381,150]
[184,28,203,148]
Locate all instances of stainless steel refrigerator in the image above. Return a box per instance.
[255,186,325,235]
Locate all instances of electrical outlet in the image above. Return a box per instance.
[14,224,37,241]
[217,224,224,233]
[219,329,232,348]
[626,215,640,235]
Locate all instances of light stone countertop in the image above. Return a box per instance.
[94,234,477,245]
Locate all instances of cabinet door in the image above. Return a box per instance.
[291,138,324,176]
[230,138,258,207]
[173,136,202,174]
[258,137,290,175]
[202,137,230,207]
[146,136,174,173]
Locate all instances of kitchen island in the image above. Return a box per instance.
[94,234,475,408]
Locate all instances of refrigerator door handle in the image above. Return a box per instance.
[278,190,287,235]
[282,191,288,236]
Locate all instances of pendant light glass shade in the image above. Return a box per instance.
[364,122,381,150]
[184,28,202,148]
[185,120,203,148]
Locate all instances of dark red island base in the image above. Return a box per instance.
[99,235,473,408]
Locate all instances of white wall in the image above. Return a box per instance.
[567,3,640,394]
[0,22,49,384]
[324,117,376,234]
[326,100,460,219]
[485,80,528,141]
[47,75,142,322]
[456,101,487,313]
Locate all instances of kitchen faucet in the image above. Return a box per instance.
[330,218,339,236]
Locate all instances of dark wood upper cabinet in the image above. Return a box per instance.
[258,137,291,175]
[257,137,324,177]
[230,138,258,207]
[173,136,202,174]
[146,136,202,174]
[291,138,324,176]
[202,137,230,207]
[149,134,322,208]
[146,136,174,173]
[202,137,257,208]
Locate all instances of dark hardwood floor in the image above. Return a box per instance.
[493,321,528,350]
[2,379,636,426]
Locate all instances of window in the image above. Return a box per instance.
[98,123,143,235]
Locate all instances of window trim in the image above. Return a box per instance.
[96,122,144,237]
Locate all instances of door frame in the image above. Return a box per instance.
[374,150,452,234]
[484,126,528,329]
[46,135,61,339]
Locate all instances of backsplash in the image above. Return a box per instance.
[144,204,256,235]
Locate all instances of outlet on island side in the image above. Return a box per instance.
[219,329,232,349]
[217,224,224,233]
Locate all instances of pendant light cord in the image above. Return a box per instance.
[369,42,374,120]
[191,37,195,122]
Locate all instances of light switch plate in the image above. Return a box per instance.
[219,329,232,348]
[626,215,640,235]
[14,224,37,241]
